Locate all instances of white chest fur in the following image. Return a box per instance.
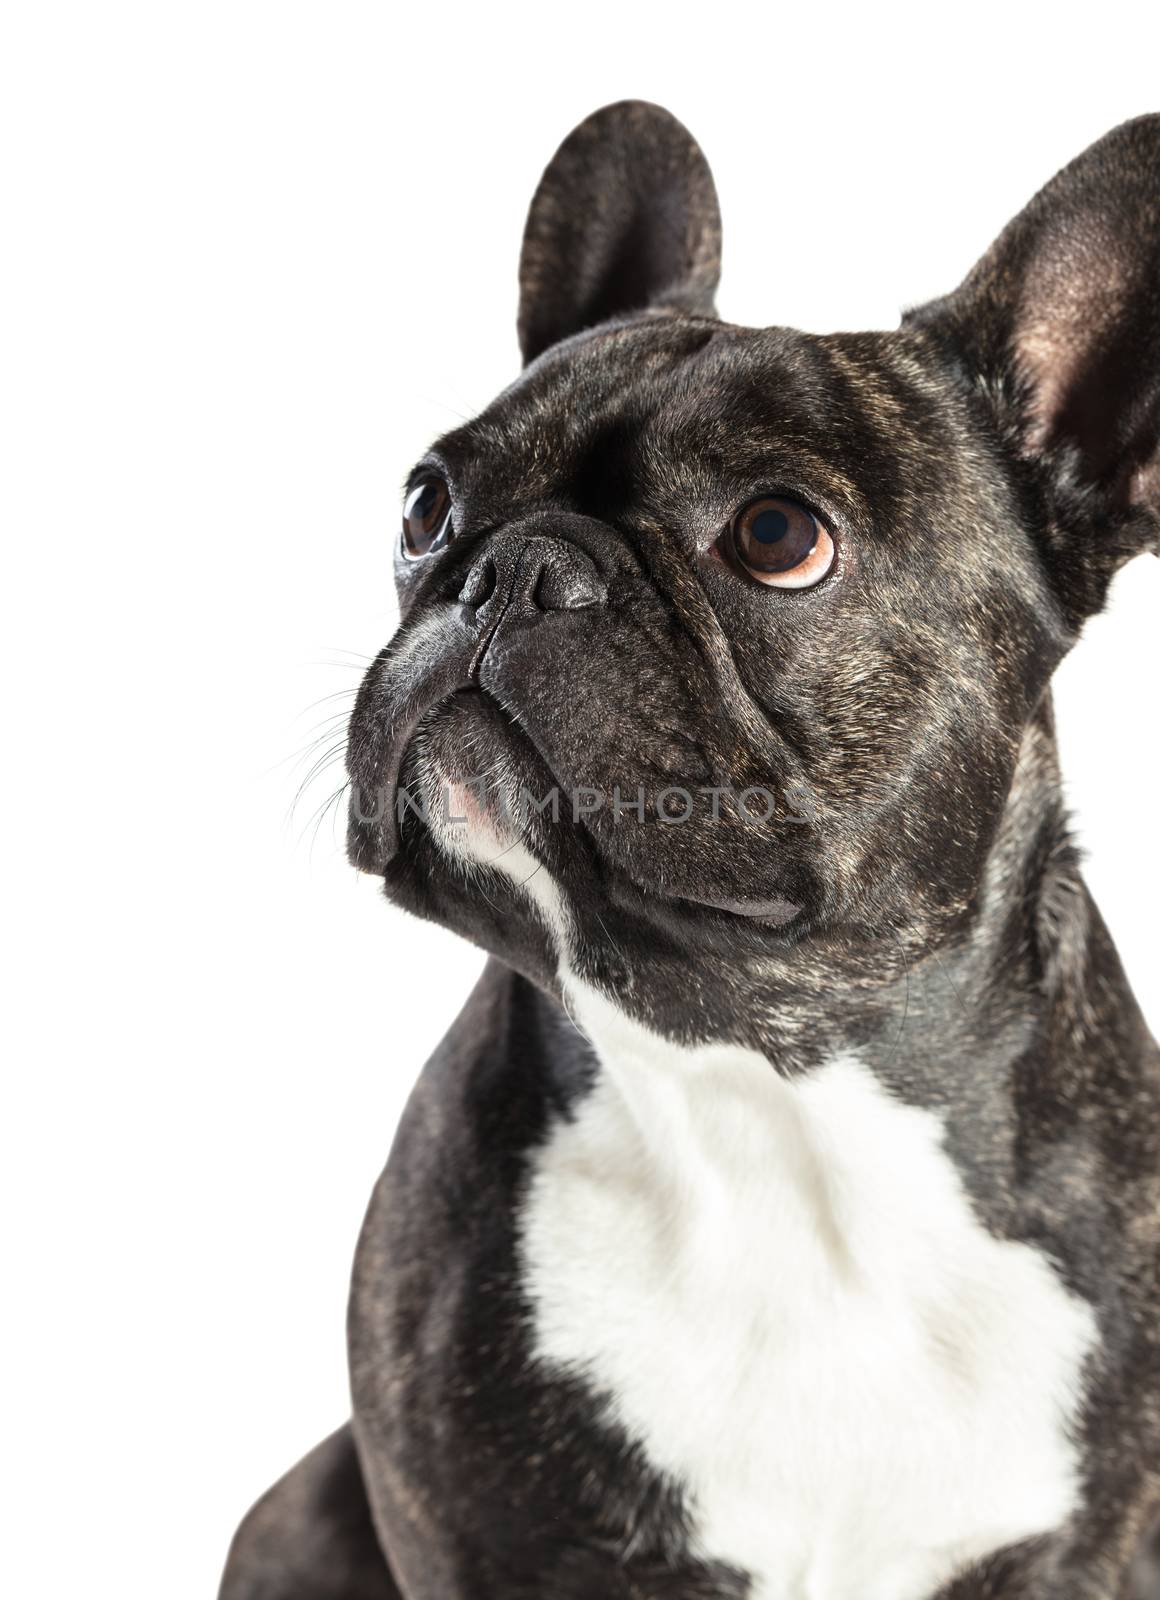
[518,980,1097,1600]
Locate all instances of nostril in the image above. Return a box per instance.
[532,557,607,612]
[459,556,497,609]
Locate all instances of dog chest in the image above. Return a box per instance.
[517,981,1097,1600]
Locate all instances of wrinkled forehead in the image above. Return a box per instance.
[425,316,959,535]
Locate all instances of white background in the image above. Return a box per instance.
[3,5,1158,1595]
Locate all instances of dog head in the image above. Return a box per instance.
[347,102,1158,1028]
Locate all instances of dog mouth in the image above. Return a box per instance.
[345,615,480,868]
[441,690,804,929]
[675,890,803,927]
[347,663,807,933]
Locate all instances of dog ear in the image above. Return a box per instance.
[517,101,722,366]
[907,115,1160,616]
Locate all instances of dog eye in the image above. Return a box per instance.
[402,476,453,559]
[729,496,835,589]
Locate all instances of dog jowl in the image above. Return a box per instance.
[223,105,1160,1600]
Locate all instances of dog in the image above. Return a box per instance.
[221,102,1160,1599]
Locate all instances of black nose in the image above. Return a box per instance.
[460,532,606,614]
[459,531,606,674]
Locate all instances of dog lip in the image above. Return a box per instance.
[349,649,476,869]
[671,890,803,928]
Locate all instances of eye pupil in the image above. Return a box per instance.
[750,507,791,546]
[402,476,452,558]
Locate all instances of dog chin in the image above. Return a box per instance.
[422,768,523,871]
[402,694,549,868]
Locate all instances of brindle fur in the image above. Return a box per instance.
[221,103,1160,1599]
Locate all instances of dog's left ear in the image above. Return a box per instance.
[907,115,1160,616]
[517,100,722,367]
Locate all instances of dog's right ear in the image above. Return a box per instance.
[517,101,722,367]
[907,115,1160,619]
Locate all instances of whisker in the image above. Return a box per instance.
[259,714,350,784]
[270,712,352,776]
[295,687,362,716]
[286,739,351,830]
[292,708,353,747]
[316,647,379,666]
[271,722,351,795]
[305,780,352,861]
[297,737,350,792]
[518,860,544,890]
[481,837,523,866]
[881,955,913,1070]
[417,389,479,424]
[931,953,972,1022]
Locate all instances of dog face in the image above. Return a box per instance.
[347,103,1158,1020]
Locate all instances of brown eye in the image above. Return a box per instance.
[402,476,452,558]
[730,496,835,589]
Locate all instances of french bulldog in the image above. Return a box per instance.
[221,103,1160,1599]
